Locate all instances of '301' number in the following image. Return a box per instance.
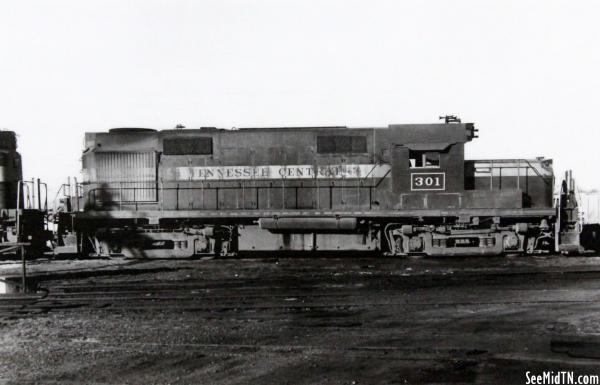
[411,173,445,190]
[414,176,441,187]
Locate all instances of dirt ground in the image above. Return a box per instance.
[1,255,600,384]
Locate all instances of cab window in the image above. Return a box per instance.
[409,151,440,168]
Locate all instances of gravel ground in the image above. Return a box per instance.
[1,255,600,384]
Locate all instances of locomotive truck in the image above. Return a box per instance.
[64,119,582,258]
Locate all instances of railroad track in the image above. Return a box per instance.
[4,264,600,317]
[5,259,600,385]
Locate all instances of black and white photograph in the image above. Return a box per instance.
[1,1,600,384]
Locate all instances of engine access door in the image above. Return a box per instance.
[391,145,409,194]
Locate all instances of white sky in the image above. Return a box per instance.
[1,0,599,198]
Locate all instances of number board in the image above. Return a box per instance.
[410,172,445,191]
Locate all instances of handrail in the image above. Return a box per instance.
[52,180,85,213]
[17,180,34,210]
[474,158,553,188]
[51,183,66,213]
[85,183,377,211]
[520,159,553,187]
[83,158,555,210]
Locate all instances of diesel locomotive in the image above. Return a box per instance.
[0,131,49,257]
[66,119,582,258]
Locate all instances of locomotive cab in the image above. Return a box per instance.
[389,123,471,210]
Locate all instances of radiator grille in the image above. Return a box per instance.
[95,152,156,202]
